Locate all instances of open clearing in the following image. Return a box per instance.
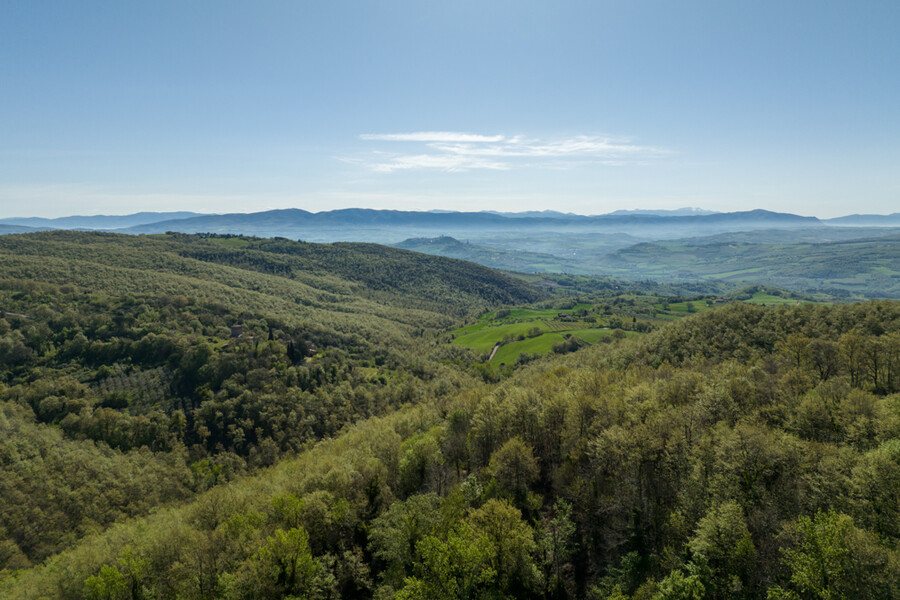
[452,317,599,354]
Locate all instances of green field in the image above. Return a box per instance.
[456,286,817,365]
[573,327,635,344]
[455,286,816,367]
[454,294,708,363]
[489,327,638,365]
[491,332,568,364]
[452,321,549,353]
[453,304,593,341]
[451,306,641,365]
[207,236,252,249]
[452,316,597,354]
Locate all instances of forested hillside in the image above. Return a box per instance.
[0,232,540,572]
[4,268,900,599]
[0,232,542,317]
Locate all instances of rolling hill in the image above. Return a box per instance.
[0,224,42,235]
[0,231,543,319]
[5,210,900,300]
[604,233,900,298]
[825,213,900,226]
[0,230,543,573]
[394,235,583,273]
[392,230,900,299]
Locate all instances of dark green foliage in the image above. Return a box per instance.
[0,402,192,566]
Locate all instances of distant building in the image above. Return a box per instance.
[230,324,243,338]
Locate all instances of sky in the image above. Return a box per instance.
[1,1,898,218]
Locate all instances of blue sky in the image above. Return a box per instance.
[2,1,898,218]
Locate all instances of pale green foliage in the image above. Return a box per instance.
[489,436,540,497]
[396,525,496,600]
[769,510,900,599]
[466,498,540,592]
[227,527,323,600]
[689,501,755,583]
[83,551,149,600]
[851,439,900,539]
[398,428,445,497]
[84,565,129,600]
[653,568,705,600]
[396,498,540,599]
[8,289,900,599]
[368,493,442,585]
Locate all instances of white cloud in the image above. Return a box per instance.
[369,153,509,173]
[356,131,669,172]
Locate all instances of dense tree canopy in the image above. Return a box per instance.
[2,232,900,600]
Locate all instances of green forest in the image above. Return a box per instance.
[3,232,900,599]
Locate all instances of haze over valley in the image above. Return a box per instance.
[4,208,899,299]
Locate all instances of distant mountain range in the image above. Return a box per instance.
[480,207,719,219]
[112,208,820,239]
[5,208,900,237]
[0,212,205,230]
[605,207,719,216]
[482,210,590,219]
[1,208,899,248]
[825,213,900,226]
[2,207,899,297]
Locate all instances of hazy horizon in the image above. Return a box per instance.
[4,206,898,222]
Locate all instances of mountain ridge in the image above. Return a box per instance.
[8,208,900,234]
[118,207,821,236]
[825,213,900,226]
[0,211,208,230]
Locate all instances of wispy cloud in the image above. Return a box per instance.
[369,153,510,173]
[355,131,669,172]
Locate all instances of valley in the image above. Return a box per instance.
[5,208,897,298]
